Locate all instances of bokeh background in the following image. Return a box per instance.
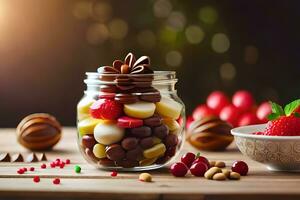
[1,0,299,127]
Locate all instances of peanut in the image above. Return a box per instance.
[222,169,231,178]
[209,160,216,167]
[215,161,226,168]
[229,172,241,180]
[213,173,226,181]
[204,167,222,179]
[139,173,152,182]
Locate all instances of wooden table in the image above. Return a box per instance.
[0,128,300,200]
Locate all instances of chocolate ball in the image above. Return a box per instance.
[16,113,62,151]
[187,116,233,151]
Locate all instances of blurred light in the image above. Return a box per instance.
[244,45,259,64]
[108,19,128,40]
[153,0,172,18]
[92,1,112,23]
[211,33,230,53]
[86,23,109,45]
[160,26,177,44]
[220,63,236,81]
[137,30,156,49]
[167,11,186,31]
[198,6,218,25]
[185,25,205,44]
[72,1,93,20]
[165,51,182,67]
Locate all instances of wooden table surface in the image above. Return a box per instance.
[0,128,300,200]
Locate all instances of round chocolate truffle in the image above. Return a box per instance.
[16,113,62,150]
[187,116,233,151]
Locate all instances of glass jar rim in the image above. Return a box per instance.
[86,70,176,77]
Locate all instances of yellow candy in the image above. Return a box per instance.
[92,143,106,158]
[156,97,183,120]
[143,143,166,159]
[77,113,90,121]
[77,98,95,115]
[139,157,158,166]
[124,101,156,119]
[139,173,152,182]
[162,118,180,132]
[152,137,162,145]
[78,118,103,136]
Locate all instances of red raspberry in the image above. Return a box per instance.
[265,115,300,136]
[90,99,123,120]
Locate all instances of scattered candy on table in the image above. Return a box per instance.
[139,173,152,182]
[74,165,81,173]
[53,178,60,185]
[110,171,118,177]
[33,176,40,183]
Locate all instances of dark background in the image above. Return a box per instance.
[0,0,299,127]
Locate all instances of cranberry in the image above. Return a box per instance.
[50,162,56,168]
[181,152,196,168]
[232,160,248,176]
[190,162,208,177]
[220,104,241,127]
[33,176,40,183]
[23,167,27,172]
[238,113,259,126]
[170,162,188,177]
[41,163,46,169]
[53,178,60,185]
[256,102,272,123]
[65,159,71,164]
[192,104,215,120]
[17,169,24,174]
[232,90,254,113]
[206,91,229,114]
[192,156,210,168]
[29,167,35,171]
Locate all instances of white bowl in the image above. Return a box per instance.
[231,124,300,172]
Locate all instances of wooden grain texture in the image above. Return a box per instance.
[0,128,300,200]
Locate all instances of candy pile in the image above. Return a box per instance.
[77,53,183,168]
[189,90,272,128]
[16,158,74,184]
[254,99,300,136]
[170,152,248,181]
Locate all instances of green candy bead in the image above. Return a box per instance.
[74,165,81,173]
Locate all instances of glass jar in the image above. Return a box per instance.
[77,71,185,171]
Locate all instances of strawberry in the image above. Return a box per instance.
[90,99,123,120]
[264,99,300,136]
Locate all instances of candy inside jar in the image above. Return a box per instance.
[77,53,185,171]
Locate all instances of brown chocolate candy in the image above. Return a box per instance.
[40,153,47,161]
[98,158,115,167]
[82,135,97,149]
[11,153,24,162]
[26,153,38,162]
[16,113,62,150]
[106,144,126,161]
[139,92,161,103]
[85,148,99,162]
[165,146,176,157]
[115,93,139,104]
[164,134,178,147]
[0,153,11,162]
[115,159,139,168]
[144,115,162,127]
[121,137,138,150]
[156,156,171,164]
[140,137,154,149]
[130,126,152,138]
[152,124,169,139]
[126,147,143,161]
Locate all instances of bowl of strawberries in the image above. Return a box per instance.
[231,99,300,171]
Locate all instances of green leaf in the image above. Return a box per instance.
[294,112,300,118]
[267,113,280,120]
[284,99,300,116]
[270,101,284,116]
[196,152,201,158]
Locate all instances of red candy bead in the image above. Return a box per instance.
[23,167,27,172]
[170,162,188,177]
[220,104,241,127]
[60,162,65,168]
[53,178,60,185]
[29,167,35,171]
[55,160,60,166]
[192,104,215,120]
[117,116,143,128]
[232,160,249,176]
[65,159,70,164]
[41,163,46,169]
[50,162,56,168]
[232,90,254,113]
[190,162,208,177]
[110,171,118,177]
[17,169,24,174]
[181,152,196,168]
[33,176,40,183]
[206,91,229,115]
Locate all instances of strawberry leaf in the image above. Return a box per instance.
[284,99,300,116]
[267,113,280,120]
[270,101,284,116]
[294,112,300,118]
